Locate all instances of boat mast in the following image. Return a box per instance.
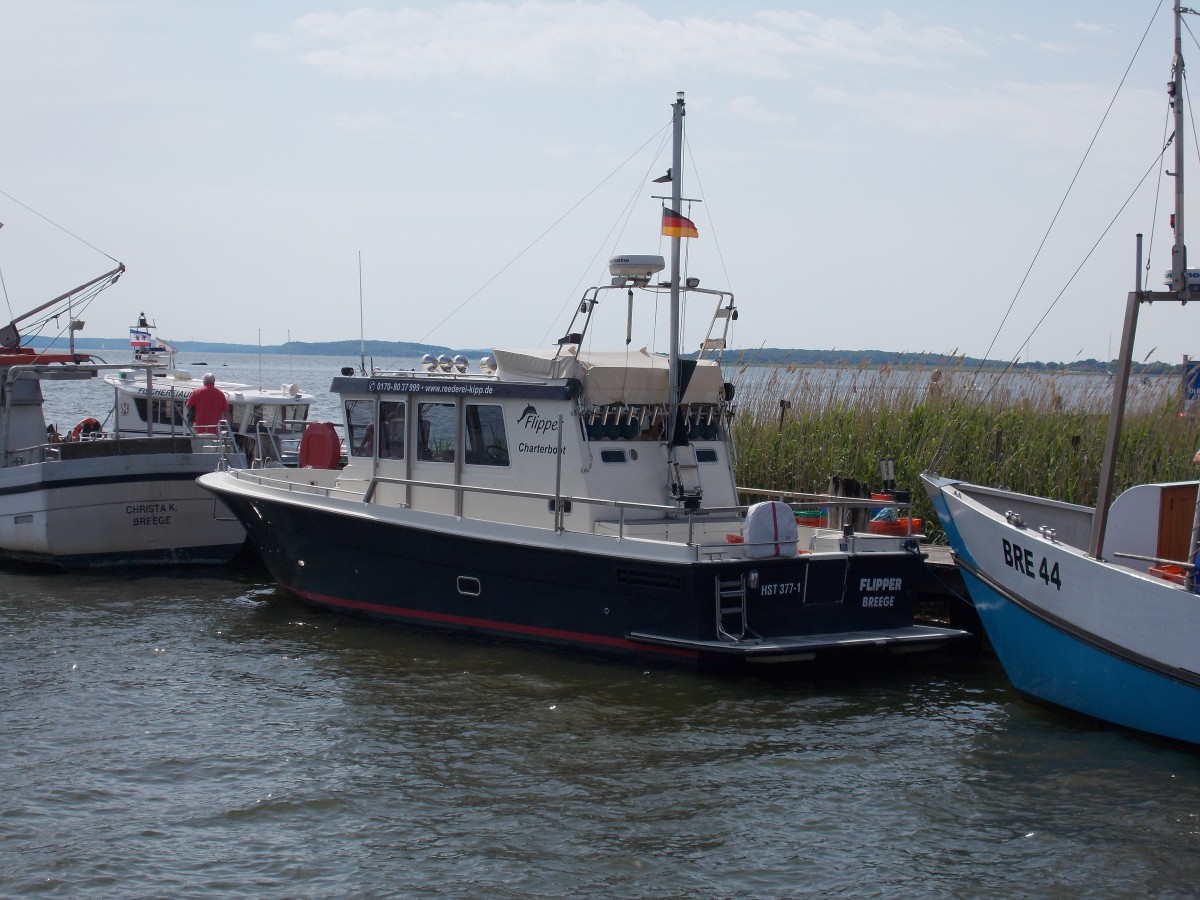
[1171,3,1188,292]
[358,251,367,376]
[666,91,685,446]
[1091,3,1190,560]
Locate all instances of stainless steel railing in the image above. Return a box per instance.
[216,465,922,557]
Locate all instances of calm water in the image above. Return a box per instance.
[3,565,1199,898]
[6,352,1200,896]
[38,350,363,430]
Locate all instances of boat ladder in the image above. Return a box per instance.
[715,574,748,641]
[669,444,703,506]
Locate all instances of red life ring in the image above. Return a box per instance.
[70,417,102,441]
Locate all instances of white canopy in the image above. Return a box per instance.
[493,346,725,406]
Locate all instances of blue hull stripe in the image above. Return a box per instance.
[0,470,207,497]
[0,541,244,570]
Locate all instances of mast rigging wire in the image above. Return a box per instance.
[926,2,1175,472]
[969,0,1166,381]
[415,123,671,353]
[0,189,121,265]
[0,188,125,328]
[536,121,673,349]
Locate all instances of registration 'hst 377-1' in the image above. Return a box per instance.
[760,576,902,608]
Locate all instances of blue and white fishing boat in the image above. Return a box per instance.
[198,93,969,668]
[0,266,247,568]
[923,3,1200,745]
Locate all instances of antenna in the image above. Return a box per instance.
[358,251,367,376]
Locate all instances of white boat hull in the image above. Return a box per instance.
[0,444,245,568]
[922,472,1200,745]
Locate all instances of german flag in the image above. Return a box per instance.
[661,207,699,239]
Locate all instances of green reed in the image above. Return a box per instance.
[729,361,1200,542]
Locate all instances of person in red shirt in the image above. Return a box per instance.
[185,373,229,434]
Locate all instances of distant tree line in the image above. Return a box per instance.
[725,347,1179,375]
[23,336,1183,373]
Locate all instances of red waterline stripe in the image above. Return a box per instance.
[291,586,701,660]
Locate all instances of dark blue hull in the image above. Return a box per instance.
[216,488,966,667]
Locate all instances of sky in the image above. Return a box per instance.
[3,0,1200,364]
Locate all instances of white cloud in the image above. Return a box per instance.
[755,9,983,68]
[261,2,981,84]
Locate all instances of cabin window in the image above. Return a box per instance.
[134,396,187,427]
[279,404,309,434]
[345,399,375,457]
[696,449,718,463]
[465,403,508,466]
[379,401,405,460]
[248,403,308,433]
[230,403,266,434]
[418,402,457,462]
[600,449,626,464]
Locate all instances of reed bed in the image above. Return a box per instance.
[729,361,1200,543]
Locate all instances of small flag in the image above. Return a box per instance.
[661,207,698,239]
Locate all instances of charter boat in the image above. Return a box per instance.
[102,314,316,466]
[923,4,1200,745]
[0,268,246,568]
[199,93,968,667]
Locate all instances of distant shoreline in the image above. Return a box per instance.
[21,337,1182,375]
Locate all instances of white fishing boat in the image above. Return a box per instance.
[198,93,968,667]
[102,314,316,466]
[0,268,246,568]
[923,4,1200,745]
